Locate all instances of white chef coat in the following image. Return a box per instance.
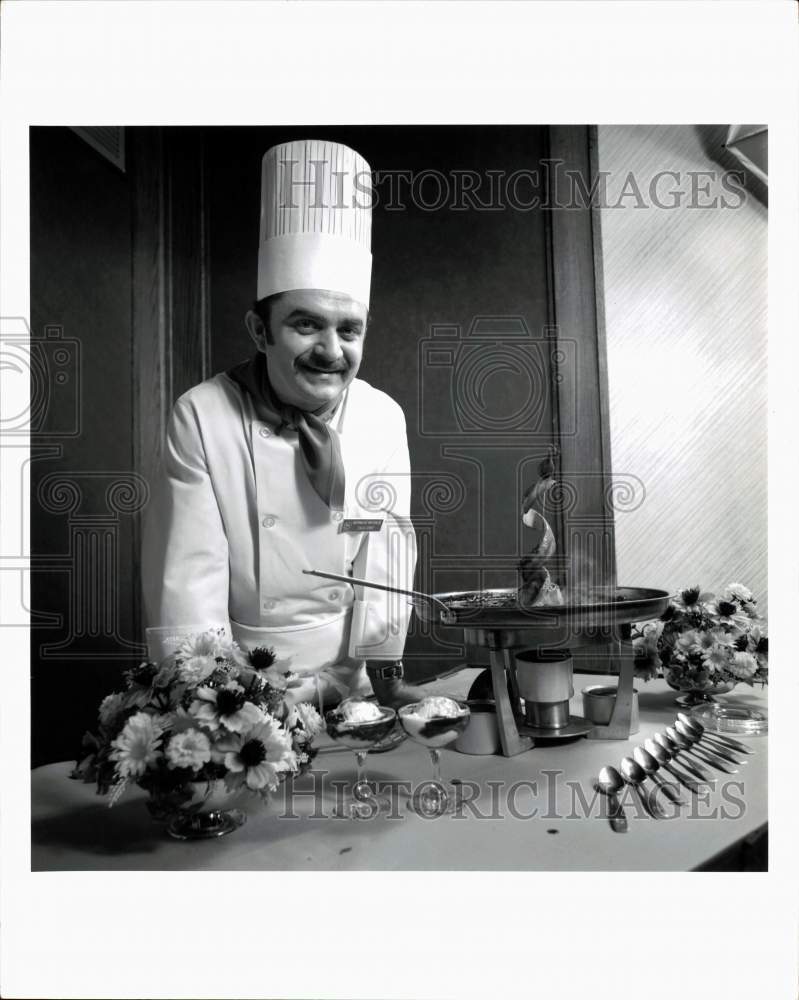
[141,371,417,701]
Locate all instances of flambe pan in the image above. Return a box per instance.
[422,586,672,630]
[304,572,671,630]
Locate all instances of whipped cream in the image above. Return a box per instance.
[412,696,462,720]
[339,700,383,724]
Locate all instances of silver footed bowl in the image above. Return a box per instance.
[325,699,397,750]
[398,697,471,749]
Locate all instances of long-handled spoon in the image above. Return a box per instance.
[644,739,705,795]
[653,732,716,783]
[633,746,685,806]
[620,757,667,819]
[595,765,628,833]
[674,721,747,766]
[676,713,755,755]
[303,569,453,619]
[665,726,739,774]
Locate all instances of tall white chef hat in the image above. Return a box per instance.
[257,139,373,306]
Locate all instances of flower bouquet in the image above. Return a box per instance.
[632,583,768,704]
[72,628,325,838]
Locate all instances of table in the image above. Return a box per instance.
[31,672,767,871]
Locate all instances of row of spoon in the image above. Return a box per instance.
[595,712,756,832]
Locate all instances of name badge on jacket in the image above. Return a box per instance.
[340,518,384,533]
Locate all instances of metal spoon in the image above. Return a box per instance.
[595,765,628,833]
[665,726,739,774]
[678,718,754,759]
[677,717,748,756]
[676,713,755,755]
[674,721,747,766]
[620,757,667,819]
[653,732,716,783]
[644,739,705,794]
[633,746,685,805]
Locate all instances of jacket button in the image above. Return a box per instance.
[259,427,271,438]
[329,589,340,601]
[263,598,277,611]
[262,515,276,528]
[332,511,344,522]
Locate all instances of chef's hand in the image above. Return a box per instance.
[283,675,320,709]
[283,667,354,710]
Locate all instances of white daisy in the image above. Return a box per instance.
[708,628,735,647]
[218,637,250,669]
[724,582,753,603]
[702,644,731,671]
[692,631,718,654]
[286,701,325,737]
[217,716,297,792]
[176,630,226,684]
[176,657,218,685]
[712,601,751,631]
[177,629,225,659]
[110,712,164,778]
[189,682,264,733]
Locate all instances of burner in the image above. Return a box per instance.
[517,715,594,740]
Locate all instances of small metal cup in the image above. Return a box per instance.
[582,684,639,734]
[453,699,501,755]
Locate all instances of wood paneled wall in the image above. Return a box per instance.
[30,128,212,765]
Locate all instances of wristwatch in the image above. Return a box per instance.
[366,660,404,681]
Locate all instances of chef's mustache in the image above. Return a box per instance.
[296,352,349,373]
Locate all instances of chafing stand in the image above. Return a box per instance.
[464,624,638,757]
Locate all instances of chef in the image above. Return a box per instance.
[142,139,424,710]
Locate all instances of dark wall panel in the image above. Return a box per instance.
[30,127,142,766]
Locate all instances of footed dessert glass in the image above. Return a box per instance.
[398,697,471,815]
[325,699,397,818]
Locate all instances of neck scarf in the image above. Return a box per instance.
[227,352,346,511]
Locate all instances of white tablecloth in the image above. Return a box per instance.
[31,672,767,871]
